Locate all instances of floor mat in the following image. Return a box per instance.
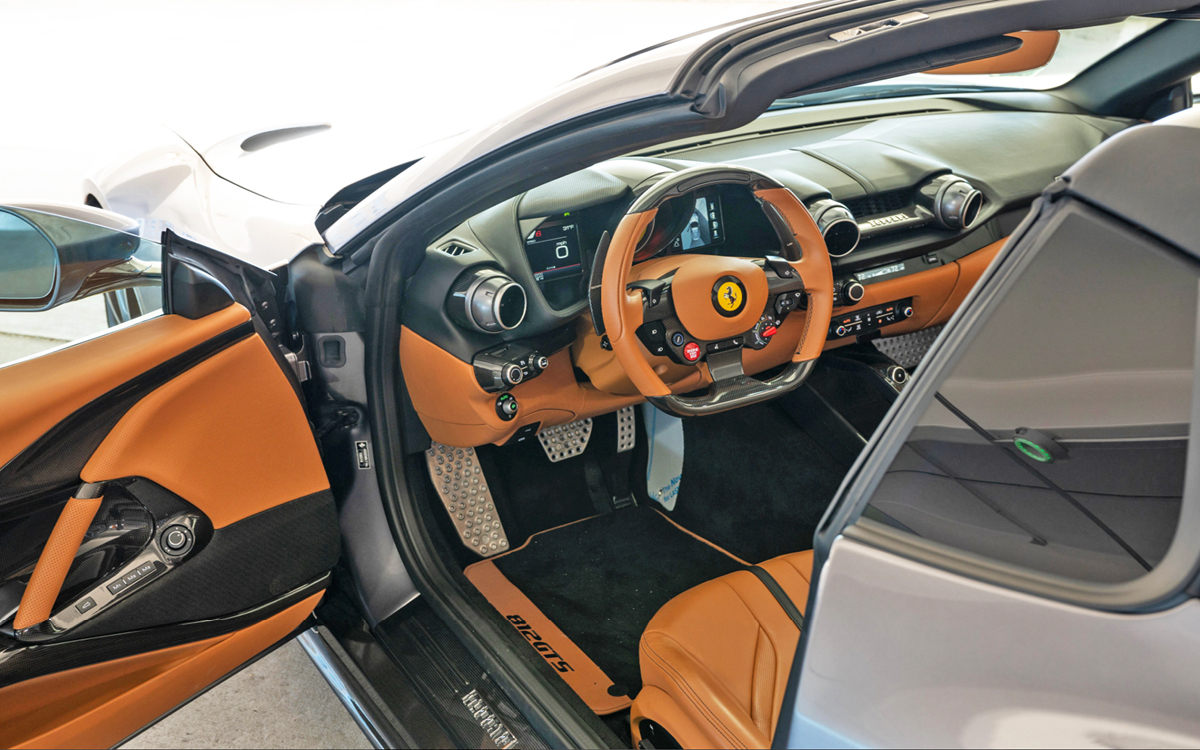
[465,506,745,710]
[668,399,850,563]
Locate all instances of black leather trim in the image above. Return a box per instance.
[0,321,254,510]
[748,566,804,630]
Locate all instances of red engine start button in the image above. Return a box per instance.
[683,341,701,362]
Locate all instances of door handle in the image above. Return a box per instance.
[12,482,105,631]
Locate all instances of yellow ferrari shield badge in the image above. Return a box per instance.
[717,281,743,312]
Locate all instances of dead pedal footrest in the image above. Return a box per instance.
[425,443,510,557]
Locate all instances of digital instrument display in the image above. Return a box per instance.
[670,191,724,252]
[525,215,583,282]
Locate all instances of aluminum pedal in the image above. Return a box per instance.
[425,442,510,557]
[616,405,636,453]
[538,418,592,462]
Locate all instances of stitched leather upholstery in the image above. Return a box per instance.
[631,550,813,749]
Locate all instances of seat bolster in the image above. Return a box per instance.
[631,684,736,750]
[639,630,769,749]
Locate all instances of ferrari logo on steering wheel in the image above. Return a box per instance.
[712,276,747,317]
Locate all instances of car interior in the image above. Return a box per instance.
[1,8,1198,750]
[387,16,1200,749]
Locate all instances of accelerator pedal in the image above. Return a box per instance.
[424,443,510,557]
[616,405,636,453]
[538,418,593,462]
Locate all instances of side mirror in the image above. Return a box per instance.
[0,203,161,312]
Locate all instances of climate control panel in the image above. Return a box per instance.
[827,297,914,340]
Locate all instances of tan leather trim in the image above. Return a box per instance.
[401,326,590,446]
[635,551,815,749]
[464,561,631,715]
[825,261,960,350]
[929,31,1060,75]
[0,305,250,469]
[631,685,721,749]
[81,336,329,529]
[12,496,104,629]
[670,256,769,342]
[0,591,322,750]
[751,188,834,363]
[930,237,1005,326]
[604,210,671,397]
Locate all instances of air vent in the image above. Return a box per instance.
[841,189,912,219]
[439,242,476,257]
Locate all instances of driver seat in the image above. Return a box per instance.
[630,550,813,749]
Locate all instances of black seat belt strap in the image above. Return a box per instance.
[748,566,805,630]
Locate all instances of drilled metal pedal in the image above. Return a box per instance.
[616,405,636,453]
[537,418,592,462]
[425,443,510,557]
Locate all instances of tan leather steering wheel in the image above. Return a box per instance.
[596,165,833,416]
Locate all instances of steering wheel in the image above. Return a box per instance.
[595,165,833,417]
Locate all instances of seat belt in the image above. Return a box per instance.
[748,565,805,629]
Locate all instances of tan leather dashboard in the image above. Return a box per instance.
[400,238,1005,447]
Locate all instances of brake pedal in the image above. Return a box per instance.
[425,443,510,557]
[538,418,592,462]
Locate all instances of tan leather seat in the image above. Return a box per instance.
[630,550,813,749]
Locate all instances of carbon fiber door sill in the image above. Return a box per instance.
[374,599,552,750]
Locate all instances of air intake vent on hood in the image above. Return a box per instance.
[440,242,476,257]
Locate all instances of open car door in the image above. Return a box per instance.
[781,112,1200,747]
[0,206,338,749]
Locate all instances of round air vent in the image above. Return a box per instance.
[447,268,528,334]
[808,199,861,257]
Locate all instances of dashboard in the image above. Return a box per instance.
[399,93,1135,447]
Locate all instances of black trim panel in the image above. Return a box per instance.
[0,574,328,689]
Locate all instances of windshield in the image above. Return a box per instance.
[772,16,1165,110]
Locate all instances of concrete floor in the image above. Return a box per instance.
[121,640,372,750]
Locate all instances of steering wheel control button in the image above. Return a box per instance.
[160,524,194,557]
[537,418,594,462]
[712,276,747,317]
[683,341,702,362]
[425,443,509,557]
[495,393,519,421]
[706,337,744,354]
[670,332,686,347]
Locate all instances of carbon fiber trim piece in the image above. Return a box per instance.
[374,599,551,750]
[0,574,328,688]
[649,358,816,417]
[871,324,944,369]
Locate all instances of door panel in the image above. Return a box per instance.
[0,294,336,746]
[81,334,330,528]
[0,592,322,750]
[0,303,249,469]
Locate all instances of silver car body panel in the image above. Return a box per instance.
[789,537,1200,748]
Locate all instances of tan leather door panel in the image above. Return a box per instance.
[0,302,333,748]
[81,334,329,528]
